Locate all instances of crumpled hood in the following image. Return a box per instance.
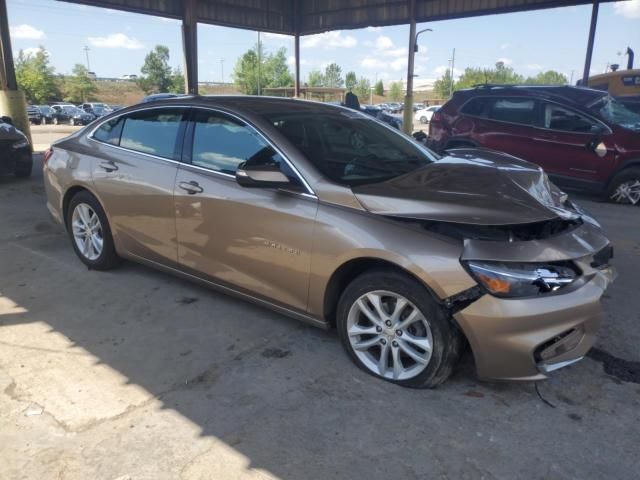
[352,149,581,226]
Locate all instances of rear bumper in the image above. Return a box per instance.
[0,146,31,174]
[454,268,614,381]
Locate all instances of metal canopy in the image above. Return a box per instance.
[59,0,618,35]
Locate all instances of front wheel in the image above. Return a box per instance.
[606,168,640,205]
[66,191,121,270]
[337,269,462,388]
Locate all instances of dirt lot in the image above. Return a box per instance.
[1,155,639,480]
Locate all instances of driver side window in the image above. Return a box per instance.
[543,103,600,133]
[191,110,303,187]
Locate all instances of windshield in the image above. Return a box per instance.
[262,109,438,187]
[591,96,640,131]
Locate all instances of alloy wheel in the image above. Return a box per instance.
[71,203,103,260]
[346,290,433,380]
[610,179,640,205]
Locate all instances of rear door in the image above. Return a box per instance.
[91,106,188,265]
[530,101,613,182]
[174,108,318,311]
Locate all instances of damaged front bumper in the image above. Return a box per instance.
[452,221,615,381]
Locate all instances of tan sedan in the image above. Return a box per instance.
[43,97,615,387]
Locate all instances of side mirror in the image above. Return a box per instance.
[236,163,291,188]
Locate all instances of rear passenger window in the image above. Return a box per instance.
[460,97,490,117]
[120,109,185,159]
[488,98,536,125]
[93,117,124,145]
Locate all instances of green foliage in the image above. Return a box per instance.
[525,70,568,85]
[233,44,293,95]
[137,45,175,94]
[355,77,371,99]
[307,69,324,87]
[63,64,98,103]
[323,63,344,88]
[388,81,403,101]
[169,67,185,93]
[15,47,59,104]
[433,68,453,99]
[345,71,357,91]
[374,79,384,96]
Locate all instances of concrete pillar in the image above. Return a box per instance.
[581,1,599,86]
[0,0,31,142]
[402,0,416,135]
[294,34,301,98]
[182,0,198,95]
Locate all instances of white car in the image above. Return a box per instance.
[415,106,440,124]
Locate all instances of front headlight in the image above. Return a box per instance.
[464,261,578,298]
[12,138,29,149]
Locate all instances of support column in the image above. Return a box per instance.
[0,0,31,142]
[294,34,301,98]
[402,0,416,135]
[182,0,198,95]
[581,1,599,86]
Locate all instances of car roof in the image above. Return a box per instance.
[458,85,607,108]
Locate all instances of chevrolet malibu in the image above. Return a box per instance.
[43,97,615,387]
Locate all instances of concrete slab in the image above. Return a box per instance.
[1,155,639,480]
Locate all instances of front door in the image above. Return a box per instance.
[174,109,318,312]
[91,107,188,265]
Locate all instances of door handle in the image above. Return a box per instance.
[178,181,203,194]
[99,161,118,172]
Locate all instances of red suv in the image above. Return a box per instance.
[428,85,640,204]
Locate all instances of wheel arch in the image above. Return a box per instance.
[322,257,441,328]
[606,158,640,185]
[62,184,112,234]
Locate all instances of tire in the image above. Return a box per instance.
[14,159,33,178]
[337,269,462,388]
[420,116,427,124]
[66,191,121,270]
[605,168,640,205]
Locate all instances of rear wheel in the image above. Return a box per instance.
[14,159,33,178]
[606,168,640,205]
[66,191,120,270]
[420,116,427,124]
[337,269,462,388]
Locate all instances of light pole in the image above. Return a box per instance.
[403,25,432,134]
[83,45,91,71]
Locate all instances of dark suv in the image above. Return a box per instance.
[429,85,640,204]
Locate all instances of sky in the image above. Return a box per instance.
[6,0,640,87]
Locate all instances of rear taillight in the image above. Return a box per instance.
[431,111,442,124]
[43,147,53,167]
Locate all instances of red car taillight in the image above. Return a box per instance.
[430,111,442,124]
[43,147,53,167]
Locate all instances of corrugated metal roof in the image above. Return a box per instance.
[59,0,616,34]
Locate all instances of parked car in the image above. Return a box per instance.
[415,105,440,124]
[109,104,125,111]
[50,105,95,126]
[81,103,112,117]
[37,105,55,124]
[361,104,383,118]
[428,85,640,204]
[27,105,43,125]
[0,116,32,177]
[378,109,403,130]
[43,97,615,388]
[386,102,403,113]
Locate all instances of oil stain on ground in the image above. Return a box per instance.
[587,347,640,384]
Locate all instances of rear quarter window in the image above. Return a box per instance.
[488,98,536,125]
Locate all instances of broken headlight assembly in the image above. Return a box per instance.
[463,261,579,298]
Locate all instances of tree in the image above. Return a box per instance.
[345,71,357,91]
[307,69,324,87]
[233,44,293,95]
[355,77,371,100]
[169,67,185,93]
[323,63,343,88]
[63,64,97,103]
[137,45,174,94]
[388,81,403,101]
[454,62,524,90]
[433,68,453,99]
[525,70,567,85]
[15,47,59,103]
[374,79,384,96]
